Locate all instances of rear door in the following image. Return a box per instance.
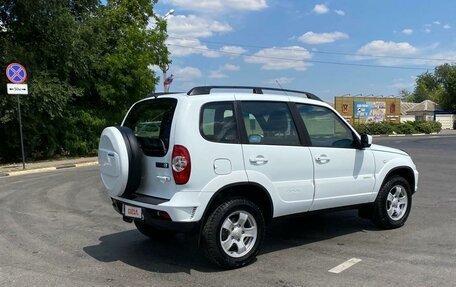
[237,100,315,216]
[122,97,178,199]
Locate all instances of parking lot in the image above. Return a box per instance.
[1,135,455,287]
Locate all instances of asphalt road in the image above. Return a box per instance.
[1,135,455,287]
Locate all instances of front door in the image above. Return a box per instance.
[295,104,375,211]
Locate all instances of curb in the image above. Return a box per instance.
[373,132,440,137]
[0,161,98,178]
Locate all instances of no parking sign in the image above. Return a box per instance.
[6,63,27,84]
[5,62,28,169]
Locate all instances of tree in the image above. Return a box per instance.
[399,89,414,102]
[0,0,169,162]
[434,63,456,111]
[405,64,456,110]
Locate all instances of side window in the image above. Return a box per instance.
[241,101,300,146]
[200,102,238,143]
[297,104,355,148]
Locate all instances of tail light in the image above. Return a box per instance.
[172,145,191,184]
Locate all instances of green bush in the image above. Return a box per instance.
[354,121,441,135]
[392,122,417,134]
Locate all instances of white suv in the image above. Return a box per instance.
[98,86,419,268]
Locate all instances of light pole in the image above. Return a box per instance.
[161,9,174,93]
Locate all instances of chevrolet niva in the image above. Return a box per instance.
[98,86,418,268]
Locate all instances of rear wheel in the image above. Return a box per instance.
[372,176,412,229]
[202,199,265,269]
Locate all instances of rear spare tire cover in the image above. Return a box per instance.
[98,126,142,197]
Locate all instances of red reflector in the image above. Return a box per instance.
[157,211,171,220]
[172,145,191,184]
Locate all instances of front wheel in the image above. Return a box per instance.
[372,176,412,229]
[202,199,265,269]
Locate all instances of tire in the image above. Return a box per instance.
[372,176,412,229]
[116,126,142,197]
[98,126,142,197]
[134,220,175,239]
[202,199,265,269]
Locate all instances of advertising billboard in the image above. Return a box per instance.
[354,101,386,123]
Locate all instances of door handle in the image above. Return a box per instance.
[249,155,268,165]
[315,154,330,163]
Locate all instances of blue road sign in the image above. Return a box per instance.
[6,63,27,84]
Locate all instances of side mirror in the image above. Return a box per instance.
[360,134,372,148]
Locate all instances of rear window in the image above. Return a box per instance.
[123,98,177,157]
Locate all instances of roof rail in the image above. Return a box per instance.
[145,92,183,99]
[187,86,322,101]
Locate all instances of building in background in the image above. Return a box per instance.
[334,96,401,125]
[401,100,455,129]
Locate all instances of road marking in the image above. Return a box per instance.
[328,258,362,274]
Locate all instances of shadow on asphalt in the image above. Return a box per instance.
[83,210,378,273]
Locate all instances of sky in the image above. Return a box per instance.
[152,0,456,101]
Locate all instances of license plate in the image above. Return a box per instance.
[123,204,143,219]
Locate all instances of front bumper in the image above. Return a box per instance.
[111,198,200,233]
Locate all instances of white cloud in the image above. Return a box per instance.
[334,10,345,16]
[167,15,231,38]
[357,40,417,56]
[208,70,228,79]
[163,15,232,58]
[424,28,431,33]
[209,63,241,79]
[402,29,413,35]
[220,45,247,55]
[201,50,222,58]
[244,46,312,70]
[443,24,451,29]
[163,0,267,12]
[411,50,456,66]
[222,63,240,71]
[389,81,414,90]
[355,41,456,67]
[264,77,295,85]
[313,4,329,14]
[170,65,202,81]
[166,37,208,57]
[433,21,441,25]
[298,31,349,44]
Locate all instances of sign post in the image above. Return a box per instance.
[6,63,28,170]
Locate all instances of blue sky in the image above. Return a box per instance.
[152,0,456,101]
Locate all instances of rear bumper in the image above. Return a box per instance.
[111,198,200,233]
[110,190,212,222]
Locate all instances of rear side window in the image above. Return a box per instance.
[123,98,177,157]
[240,101,300,146]
[200,102,238,143]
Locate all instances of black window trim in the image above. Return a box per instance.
[293,103,362,149]
[199,101,241,144]
[237,100,304,147]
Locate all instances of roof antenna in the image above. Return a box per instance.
[275,80,288,96]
